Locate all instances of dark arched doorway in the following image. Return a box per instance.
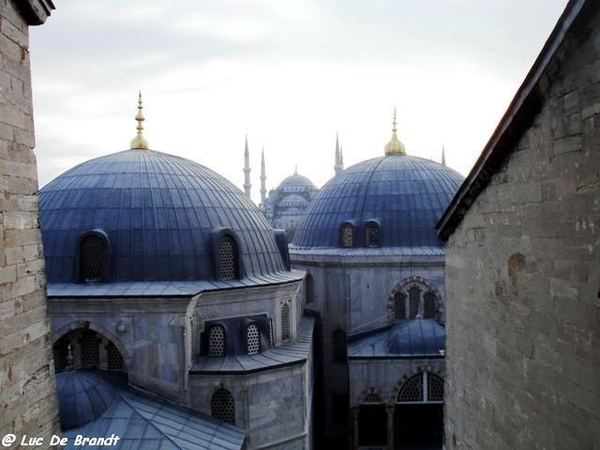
[53,328,127,379]
[394,372,444,449]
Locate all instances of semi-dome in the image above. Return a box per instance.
[56,371,116,430]
[292,154,464,249]
[40,149,287,282]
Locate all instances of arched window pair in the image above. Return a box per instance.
[340,221,381,248]
[397,372,444,404]
[208,323,261,356]
[392,284,439,320]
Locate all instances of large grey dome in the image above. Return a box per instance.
[40,149,286,282]
[292,154,464,249]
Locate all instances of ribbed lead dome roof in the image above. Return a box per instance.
[292,154,464,248]
[40,149,286,282]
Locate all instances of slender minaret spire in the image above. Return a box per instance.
[243,134,252,198]
[334,132,344,175]
[130,91,149,149]
[294,164,298,175]
[260,147,267,204]
[441,144,447,166]
[340,145,344,170]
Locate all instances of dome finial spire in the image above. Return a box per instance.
[384,106,406,155]
[130,91,149,149]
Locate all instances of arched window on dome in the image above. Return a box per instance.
[365,220,381,247]
[209,325,226,356]
[217,235,239,280]
[80,235,105,282]
[211,388,236,425]
[281,303,291,340]
[247,323,260,355]
[340,222,354,248]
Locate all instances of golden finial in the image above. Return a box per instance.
[130,91,149,149]
[384,106,406,155]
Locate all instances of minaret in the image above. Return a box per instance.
[384,106,406,155]
[130,91,149,149]
[441,144,447,166]
[243,134,252,198]
[260,147,267,204]
[334,133,344,175]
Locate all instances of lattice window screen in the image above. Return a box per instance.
[393,292,407,319]
[341,224,354,247]
[217,236,236,280]
[428,374,444,402]
[81,236,103,282]
[362,392,383,404]
[106,342,124,371]
[424,291,437,318]
[247,324,260,355]
[365,222,381,247]
[408,285,421,318]
[80,331,100,368]
[211,388,236,425]
[209,325,226,356]
[397,373,424,403]
[281,303,291,340]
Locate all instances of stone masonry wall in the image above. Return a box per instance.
[444,8,600,450]
[0,0,58,443]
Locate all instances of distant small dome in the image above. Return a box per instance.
[279,173,316,191]
[387,319,445,356]
[279,194,309,207]
[56,371,116,430]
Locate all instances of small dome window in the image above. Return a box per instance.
[80,235,104,282]
[340,222,354,247]
[217,235,239,280]
[365,221,381,247]
[209,325,226,356]
[211,388,236,425]
[247,324,260,355]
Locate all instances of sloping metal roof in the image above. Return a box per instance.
[58,371,245,450]
[348,319,445,358]
[192,317,314,374]
[292,154,463,249]
[40,149,287,283]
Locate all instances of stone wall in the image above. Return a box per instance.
[444,7,600,449]
[0,0,58,442]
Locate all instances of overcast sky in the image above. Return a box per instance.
[30,0,568,203]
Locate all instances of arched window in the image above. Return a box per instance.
[217,235,238,280]
[332,328,347,363]
[340,222,354,247]
[408,285,422,319]
[397,372,444,404]
[393,292,406,320]
[281,303,291,340]
[80,235,104,282]
[247,324,260,355]
[209,325,226,356]
[424,291,437,318]
[365,221,381,247]
[211,388,236,425]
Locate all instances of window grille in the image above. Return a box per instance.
[106,342,124,371]
[247,324,260,355]
[428,373,444,402]
[217,236,236,280]
[362,391,382,404]
[81,235,103,282]
[408,285,421,318]
[393,292,407,320]
[341,223,353,247]
[332,329,347,363]
[281,303,291,340]
[80,330,100,368]
[211,388,236,425]
[397,373,423,403]
[424,291,437,318]
[365,222,381,247]
[209,325,226,356]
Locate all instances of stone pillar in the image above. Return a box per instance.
[386,405,395,450]
[350,406,359,450]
